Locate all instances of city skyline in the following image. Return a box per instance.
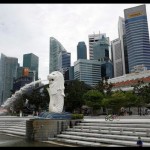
[0,3,150,80]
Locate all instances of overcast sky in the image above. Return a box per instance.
[0,3,149,80]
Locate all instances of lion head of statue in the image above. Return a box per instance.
[47,71,65,96]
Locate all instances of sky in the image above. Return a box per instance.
[0,3,149,80]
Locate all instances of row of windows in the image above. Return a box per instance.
[128,54,150,59]
[126,30,149,37]
[126,26,148,33]
[125,18,147,25]
[126,35,149,42]
[125,21,148,29]
[80,76,101,81]
[126,29,149,37]
[129,60,150,66]
[126,40,150,47]
[127,48,150,55]
[125,16,147,23]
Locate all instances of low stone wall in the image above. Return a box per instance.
[26,119,82,141]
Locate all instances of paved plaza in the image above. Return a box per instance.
[0,115,150,147]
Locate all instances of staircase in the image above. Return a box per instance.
[52,119,150,147]
[0,116,33,137]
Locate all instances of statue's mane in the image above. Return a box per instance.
[48,71,65,96]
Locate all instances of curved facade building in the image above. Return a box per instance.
[49,37,70,74]
[124,5,150,72]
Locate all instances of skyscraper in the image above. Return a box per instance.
[124,5,150,72]
[88,33,106,60]
[111,38,123,77]
[93,35,110,61]
[118,16,128,74]
[23,53,39,81]
[74,59,102,87]
[62,51,71,75]
[0,53,18,105]
[77,41,87,60]
[49,37,70,74]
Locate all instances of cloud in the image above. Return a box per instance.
[0,3,149,80]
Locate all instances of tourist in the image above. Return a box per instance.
[136,136,143,147]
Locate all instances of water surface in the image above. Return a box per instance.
[0,133,62,147]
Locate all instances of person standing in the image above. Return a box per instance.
[137,136,143,147]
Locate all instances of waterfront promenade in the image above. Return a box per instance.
[0,115,150,147]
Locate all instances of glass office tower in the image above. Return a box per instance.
[124,5,150,72]
[23,53,39,81]
[62,51,71,72]
[88,33,106,60]
[77,41,87,60]
[0,53,18,105]
[93,35,110,62]
[74,59,102,87]
[50,37,70,74]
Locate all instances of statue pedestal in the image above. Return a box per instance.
[26,117,83,141]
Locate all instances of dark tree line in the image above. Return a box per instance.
[11,78,150,116]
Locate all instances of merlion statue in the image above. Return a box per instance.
[47,71,65,113]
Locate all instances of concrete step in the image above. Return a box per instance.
[55,138,125,147]
[67,128,148,137]
[74,125,150,132]
[3,128,26,132]
[78,122,150,128]
[2,130,26,136]
[51,119,150,147]
[83,119,150,124]
[61,131,150,142]
[0,120,26,137]
[56,134,150,147]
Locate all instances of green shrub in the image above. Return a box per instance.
[71,113,84,119]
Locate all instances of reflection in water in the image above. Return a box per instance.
[0,133,61,147]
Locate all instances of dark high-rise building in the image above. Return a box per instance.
[101,60,114,80]
[77,42,87,60]
[0,53,18,105]
[123,35,129,74]
[23,53,39,81]
[124,5,150,72]
[62,51,71,74]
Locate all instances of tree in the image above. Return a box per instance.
[21,85,50,112]
[64,80,92,113]
[132,80,146,115]
[101,91,126,114]
[13,95,24,114]
[83,90,104,115]
[123,91,137,112]
[95,78,113,96]
[140,83,150,104]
